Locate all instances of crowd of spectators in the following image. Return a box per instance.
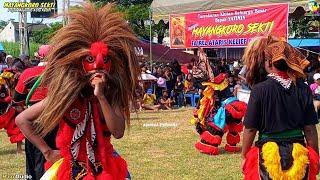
[135,58,249,111]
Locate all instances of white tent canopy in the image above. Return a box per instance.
[140,73,158,81]
[151,0,309,22]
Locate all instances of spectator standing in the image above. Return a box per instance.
[175,75,184,107]
[310,73,320,113]
[164,68,174,96]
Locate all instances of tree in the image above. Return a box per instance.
[30,22,63,44]
[0,20,9,30]
[89,0,168,44]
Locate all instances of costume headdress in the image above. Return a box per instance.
[37,3,140,136]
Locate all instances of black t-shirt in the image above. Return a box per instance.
[244,78,318,134]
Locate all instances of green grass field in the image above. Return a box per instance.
[0,108,319,179]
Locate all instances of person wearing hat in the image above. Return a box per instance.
[5,55,14,67]
[142,89,160,111]
[242,36,319,179]
[310,73,320,113]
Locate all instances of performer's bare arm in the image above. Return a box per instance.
[15,99,61,163]
[241,128,257,159]
[91,73,125,139]
[304,125,319,154]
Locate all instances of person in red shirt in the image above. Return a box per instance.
[13,64,54,180]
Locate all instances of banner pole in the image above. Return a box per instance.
[149,7,153,73]
[225,48,228,60]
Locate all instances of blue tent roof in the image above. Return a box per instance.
[288,39,320,47]
[0,43,4,51]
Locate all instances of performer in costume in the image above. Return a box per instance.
[0,69,25,153]
[241,36,319,180]
[16,3,139,179]
[12,45,56,179]
[192,73,247,155]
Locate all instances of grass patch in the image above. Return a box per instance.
[0,108,319,179]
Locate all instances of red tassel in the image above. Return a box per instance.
[57,159,71,180]
[96,171,113,180]
[307,146,319,180]
[195,141,219,155]
[83,174,95,180]
[9,133,25,143]
[44,161,53,171]
[243,147,260,180]
[213,73,226,84]
[225,101,247,119]
[228,122,244,133]
[200,131,222,145]
[224,144,241,153]
[226,132,240,145]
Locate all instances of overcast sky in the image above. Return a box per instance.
[0,0,83,24]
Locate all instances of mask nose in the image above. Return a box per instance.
[94,53,104,69]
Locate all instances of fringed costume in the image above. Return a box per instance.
[0,69,25,143]
[242,38,319,179]
[33,3,139,180]
[192,73,247,155]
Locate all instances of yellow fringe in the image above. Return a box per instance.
[191,78,227,125]
[40,158,64,180]
[262,142,309,180]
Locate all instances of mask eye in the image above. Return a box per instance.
[85,55,94,63]
[103,56,108,63]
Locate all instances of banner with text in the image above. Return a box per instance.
[169,3,288,48]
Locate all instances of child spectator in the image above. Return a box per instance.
[142,89,160,111]
[159,90,174,110]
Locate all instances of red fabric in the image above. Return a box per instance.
[207,122,223,132]
[55,98,128,179]
[226,132,240,145]
[224,144,241,152]
[44,161,53,171]
[307,146,319,180]
[213,73,226,84]
[181,65,189,75]
[274,71,289,79]
[195,141,219,155]
[228,122,244,133]
[0,107,24,143]
[4,96,11,103]
[14,66,47,102]
[200,131,222,145]
[225,101,247,119]
[243,147,260,180]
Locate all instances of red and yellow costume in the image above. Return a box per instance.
[192,73,247,155]
[53,97,128,179]
[35,3,139,179]
[0,69,24,143]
